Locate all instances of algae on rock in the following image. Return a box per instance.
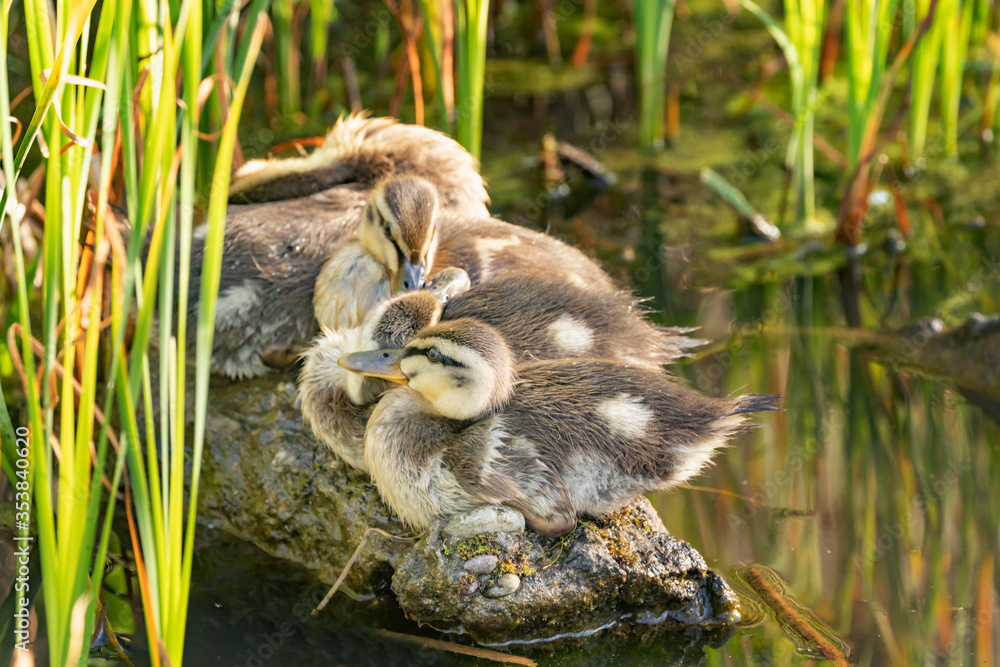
[196,370,742,644]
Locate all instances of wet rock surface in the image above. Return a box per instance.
[393,497,741,644]
[196,370,742,645]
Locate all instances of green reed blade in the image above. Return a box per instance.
[633,0,675,149]
[455,0,489,160]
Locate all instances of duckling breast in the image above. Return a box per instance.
[365,391,477,529]
[314,242,392,330]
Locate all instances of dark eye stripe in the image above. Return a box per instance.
[402,347,466,367]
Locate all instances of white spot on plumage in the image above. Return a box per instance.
[546,314,594,355]
[474,236,521,276]
[215,281,260,327]
[596,393,653,440]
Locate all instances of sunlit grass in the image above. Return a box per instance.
[633,0,675,149]
[938,0,977,157]
[0,1,264,665]
[908,0,946,159]
[455,0,490,160]
[739,0,825,231]
[845,0,897,174]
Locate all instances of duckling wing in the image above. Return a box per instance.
[298,327,383,472]
[228,114,489,217]
[434,216,618,293]
[506,362,780,517]
[445,420,577,537]
[442,275,704,367]
[229,161,364,204]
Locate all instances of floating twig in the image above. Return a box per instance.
[311,528,420,617]
[373,628,536,666]
[742,566,851,666]
[681,484,815,516]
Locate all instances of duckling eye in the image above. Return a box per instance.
[426,347,441,362]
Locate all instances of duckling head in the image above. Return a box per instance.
[340,318,516,421]
[359,290,443,350]
[359,176,439,292]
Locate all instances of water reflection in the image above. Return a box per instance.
[494,157,999,664]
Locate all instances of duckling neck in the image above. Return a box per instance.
[367,389,460,456]
[365,389,465,528]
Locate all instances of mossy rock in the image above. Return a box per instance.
[195,370,742,644]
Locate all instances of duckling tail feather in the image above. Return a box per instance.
[730,394,783,417]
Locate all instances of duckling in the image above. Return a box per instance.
[181,114,489,379]
[312,175,441,330]
[229,112,489,213]
[299,270,464,470]
[195,175,446,378]
[339,319,779,536]
[299,268,700,472]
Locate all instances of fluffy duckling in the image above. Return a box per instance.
[312,175,440,330]
[299,270,464,470]
[195,175,446,378]
[299,268,700,472]
[182,113,489,379]
[340,319,779,536]
[228,112,489,213]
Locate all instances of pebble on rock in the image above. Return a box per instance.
[458,578,479,596]
[443,506,525,538]
[464,554,499,574]
[483,573,520,599]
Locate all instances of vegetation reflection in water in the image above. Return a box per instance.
[473,147,997,663]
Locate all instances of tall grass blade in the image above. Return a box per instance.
[633,0,675,148]
[455,0,489,160]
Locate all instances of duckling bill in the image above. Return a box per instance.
[340,319,780,536]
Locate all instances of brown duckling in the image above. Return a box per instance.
[299,268,701,472]
[228,112,489,212]
[198,175,446,378]
[299,271,463,470]
[312,175,441,330]
[180,113,489,379]
[340,319,779,536]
